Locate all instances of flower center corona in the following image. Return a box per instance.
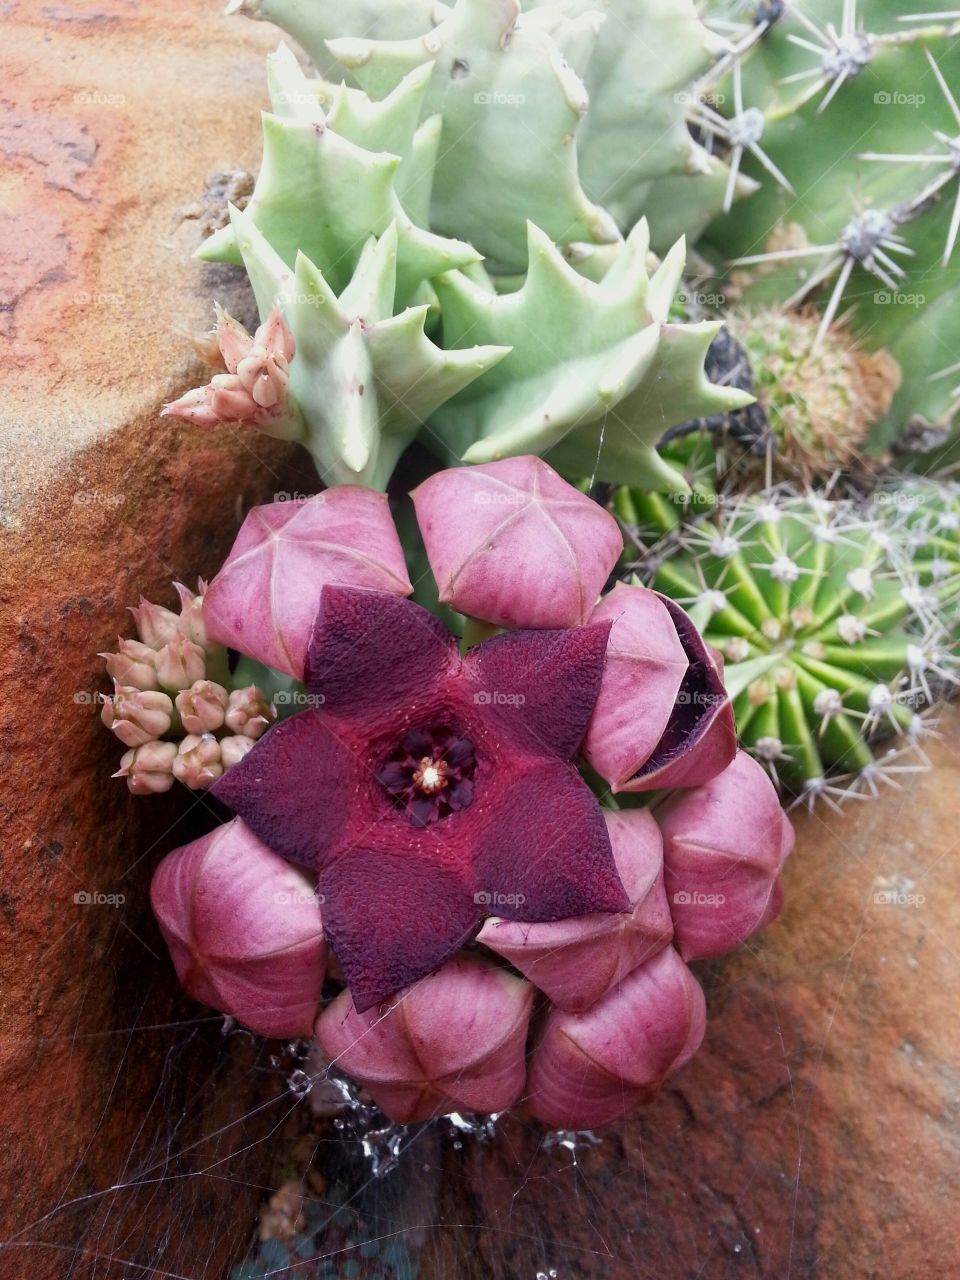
[377,728,476,826]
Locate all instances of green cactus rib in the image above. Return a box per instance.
[701,1,960,445]
[198,45,478,307]
[233,0,748,268]
[230,206,509,487]
[644,492,931,800]
[882,478,960,610]
[426,220,753,489]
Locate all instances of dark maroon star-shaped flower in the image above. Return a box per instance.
[211,585,628,1010]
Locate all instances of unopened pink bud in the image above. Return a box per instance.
[411,456,623,629]
[172,733,223,789]
[316,955,533,1124]
[154,634,206,692]
[204,487,412,679]
[102,638,158,690]
[527,946,705,1130]
[115,740,178,795]
[150,817,327,1037]
[224,685,275,739]
[478,808,672,1012]
[101,685,173,748]
[175,680,229,734]
[130,597,182,649]
[220,734,256,768]
[173,580,209,649]
[656,751,792,961]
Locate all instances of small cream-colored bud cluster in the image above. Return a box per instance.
[100,582,276,795]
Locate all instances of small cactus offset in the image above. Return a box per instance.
[639,487,951,806]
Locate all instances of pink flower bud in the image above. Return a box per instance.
[203,488,412,679]
[411,457,623,629]
[150,818,327,1037]
[526,946,705,1130]
[162,306,298,438]
[316,956,533,1124]
[583,584,736,792]
[175,680,229,734]
[154,634,207,692]
[101,685,173,748]
[115,740,178,795]
[224,685,275,739]
[220,734,256,768]
[130,597,182,649]
[173,580,209,649]
[478,809,672,1012]
[656,751,792,962]
[172,733,223,789]
[102,638,157,690]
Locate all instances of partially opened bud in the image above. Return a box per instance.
[203,488,412,678]
[150,817,327,1038]
[154,634,207,692]
[102,638,157,690]
[115,740,178,795]
[478,808,672,1012]
[411,456,622,629]
[130,598,182,649]
[584,584,736,792]
[172,733,223,789]
[316,955,533,1123]
[101,686,173,748]
[224,685,275,739]
[657,751,792,961]
[526,946,705,1130]
[175,680,229,735]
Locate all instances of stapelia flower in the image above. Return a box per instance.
[202,488,413,679]
[411,456,623,629]
[316,955,533,1123]
[583,583,736,791]
[172,733,223,789]
[478,808,673,1013]
[161,305,301,439]
[526,945,706,1130]
[150,817,327,1038]
[657,751,794,961]
[211,585,629,1010]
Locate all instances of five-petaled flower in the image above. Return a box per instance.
[212,585,629,1010]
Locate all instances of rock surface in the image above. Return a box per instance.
[0,2,317,1276]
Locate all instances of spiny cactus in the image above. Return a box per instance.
[166,3,761,490]
[699,1,960,451]
[640,487,947,806]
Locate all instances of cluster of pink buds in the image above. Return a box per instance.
[161,306,301,439]
[100,581,276,794]
[138,458,793,1129]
